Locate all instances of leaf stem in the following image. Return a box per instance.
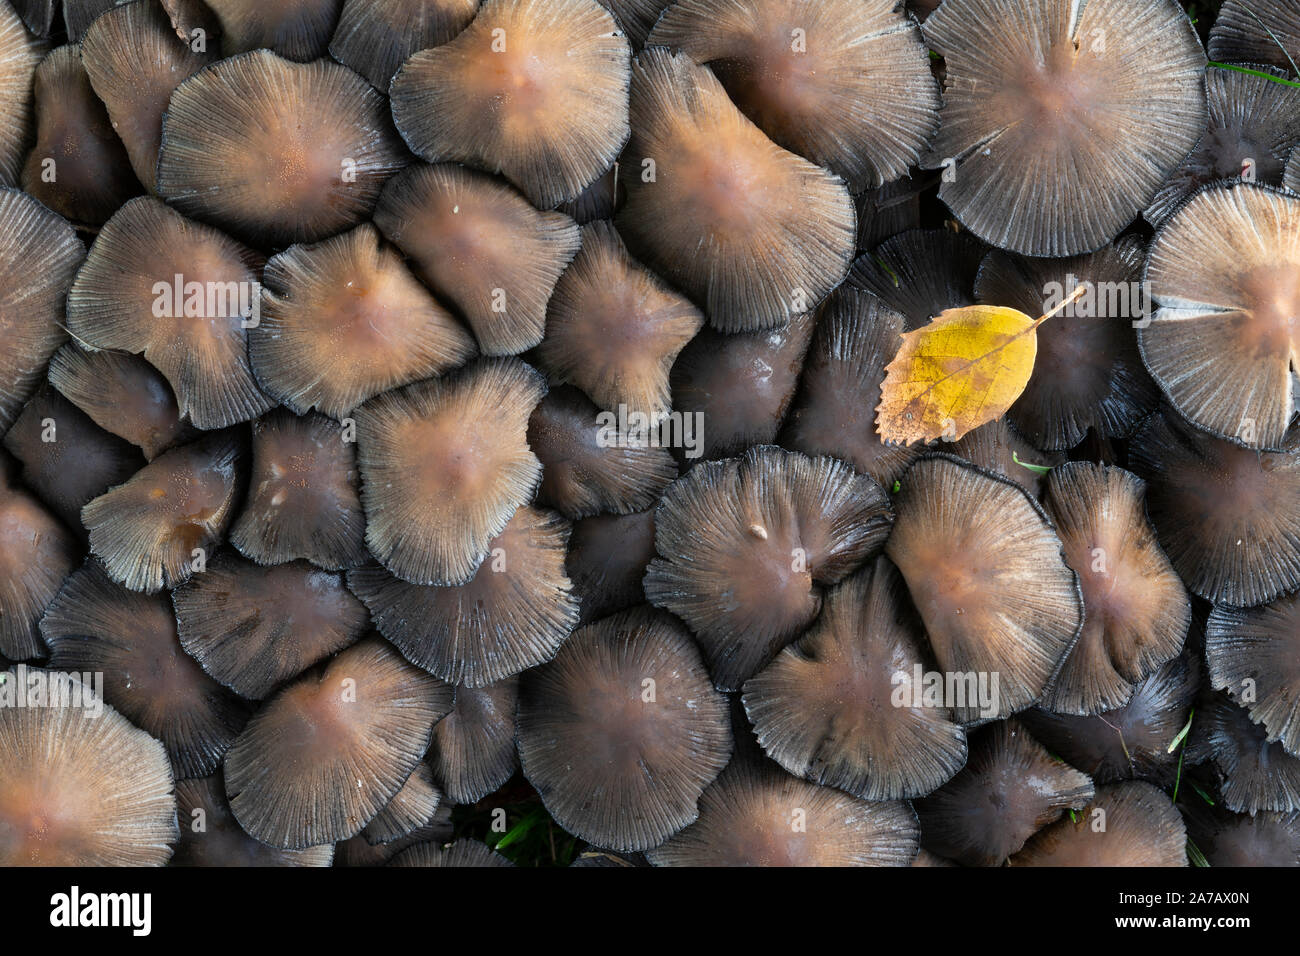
[1033,282,1087,328]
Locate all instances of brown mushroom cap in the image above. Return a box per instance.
[1128,411,1300,607]
[565,508,656,624]
[228,408,368,570]
[63,0,115,41]
[946,418,1064,499]
[173,774,334,866]
[390,0,631,209]
[204,0,341,60]
[647,0,940,191]
[330,0,478,91]
[1208,0,1300,73]
[157,50,408,247]
[885,455,1083,721]
[0,478,78,659]
[66,196,274,430]
[516,606,732,851]
[922,0,1205,256]
[158,0,221,45]
[223,638,453,848]
[742,557,968,800]
[9,0,55,37]
[81,431,246,593]
[848,228,984,331]
[645,445,893,691]
[1140,182,1300,450]
[915,719,1095,866]
[374,162,580,357]
[1008,781,1188,866]
[1191,694,1300,814]
[1207,591,1300,756]
[428,677,519,804]
[362,762,442,845]
[348,506,578,686]
[536,221,704,421]
[41,560,252,777]
[646,752,919,866]
[603,0,669,47]
[388,838,514,867]
[252,223,476,417]
[0,0,42,186]
[0,187,84,434]
[354,358,545,585]
[81,0,215,192]
[173,551,369,699]
[1185,808,1300,867]
[334,807,453,866]
[0,675,178,865]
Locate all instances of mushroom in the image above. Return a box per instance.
[0,476,78,660]
[0,187,84,434]
[353,358,545,586]
[63,0,115,41]
[1008,781,1188,866]
[848,228,984,331]
[330,0,478,91]
[81,430,246,593]
[914,719,1095,866]
[742,557,968,800]
[0,0,42,186]
[647,0,940,192]
[158,0,221,45]
[66,196,275,430]
[388,839,514,867]
[172,551,369,699]
[373,163,580,356]
[644,445,893,691]
[1039,463,1190,715]
[252,223,476,418]
[80,0,215,193]
[428,677,520,804]
[1183,807,1300,867]
[536,221,704,422]
[0,674,178,865]
[947,418,1064,499]
[857,178,922,250]
[334,809,453,866]
[203,0,342,60]
[173,774,334,866]
[1128,411,1300,607]
[20,44,141,225]
[390,0,630,209]
[223,638,453,848]
[1208,0,1300,73]
[347,506,578,685]
[516,606,732,851]
[974,237,1159,449]
[1139,181,1300,450]
[885,454,1083,721]
[41,560,252,777]
[362,763,442,845]
[8,0,54,37]
[1190,693,1300,814]
[921,0,1206,256]
[602,0,669,47]
[565,508,656,624]
[228,408,368,570]
[617,48,855,332]
[157,50,407,247]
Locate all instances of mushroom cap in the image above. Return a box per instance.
[1040,463,1189,715]
[974,238,1159,449]
[1008,781,1188,866]
[20,44,142,225]
[229,408,368,570]
[66,196,274,430]
[856,178,922,251]
[778,287,921,488]
[9,0,55,37]
[1186,808,1300,867]
[41,560,252,777]
[0,0,42,186]
[173,774,334,866]
[848,228,984,331]
[602,0,669,47]
[1139,181,1300,450]
[1128,411,1300,607]
[354,358,544,586]
[428,677,520,804]
[516,606,732,851]
[334,809,454,866]
[1208,0,1300,74]
[330,0,478,91]
[742,557,968,801]
[252,222,476,418]
[946,418,1064,499]
[158,0,221,44]
[646,0,940,191]
[915,719,1095,866]
[173,551,369,699]
[362,762,442,845]
[536,221,704,421]
[80,0,215,192]
[374,162,581,357]
[347,506,578,686]
[1191,694,1300,814]
[63,0,115,41]
[81,431,246,593]
[922,0,1206,256]
[0,187,84,434]
[157,50,407,247]
[616,48,856,332]
[390,0,631,208]
[566,508,656,625]
[645,445,893,691]
[47,345,199,460]
[388,839,514,867]
[646,753,919,866]
[1207,590,1300,756]
[0,674,178,865]
[528,385,678,519]
[670,310,815,461]
[885,454,1083,721]
[204,0,342,60]
[224,638,453,848]
[0,479,78,659]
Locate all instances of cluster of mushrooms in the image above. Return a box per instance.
[1,0,1298,868]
